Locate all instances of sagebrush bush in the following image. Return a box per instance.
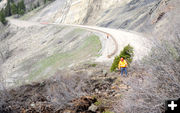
[111,44,134,72]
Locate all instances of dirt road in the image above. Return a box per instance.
[8,18,152,62]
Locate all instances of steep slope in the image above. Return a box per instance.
[13,0,47,10]
[0,0,156,90]
[0,0,179,113]
[2,18,152,87]
[26,1,180,113]
[28,0,66,22]
[24,0,132,23]
[1,22,102,86]
[25,0,161,29]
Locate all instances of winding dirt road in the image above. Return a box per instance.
[8,18,152,62]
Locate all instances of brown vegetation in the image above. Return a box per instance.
[0,64,122,113]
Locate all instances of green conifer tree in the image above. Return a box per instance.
[11,3,18,14]
[17,0,26,15]
[111,44,134,72]
[0,9,7,25]
[4,0,11,16]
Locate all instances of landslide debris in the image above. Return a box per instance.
[0,63,137,113]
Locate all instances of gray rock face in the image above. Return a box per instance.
[96,0,161,31]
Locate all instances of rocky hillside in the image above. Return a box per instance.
[27,0,133,23]
[0,0,179,113]
[0,22,102,87]
[13,0,52,10]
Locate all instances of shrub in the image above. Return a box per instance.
[110,44,134,72]
[0,10,7,25]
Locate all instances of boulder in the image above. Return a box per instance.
[88,104,98,112]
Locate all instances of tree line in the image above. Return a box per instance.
[0,0,26,25]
